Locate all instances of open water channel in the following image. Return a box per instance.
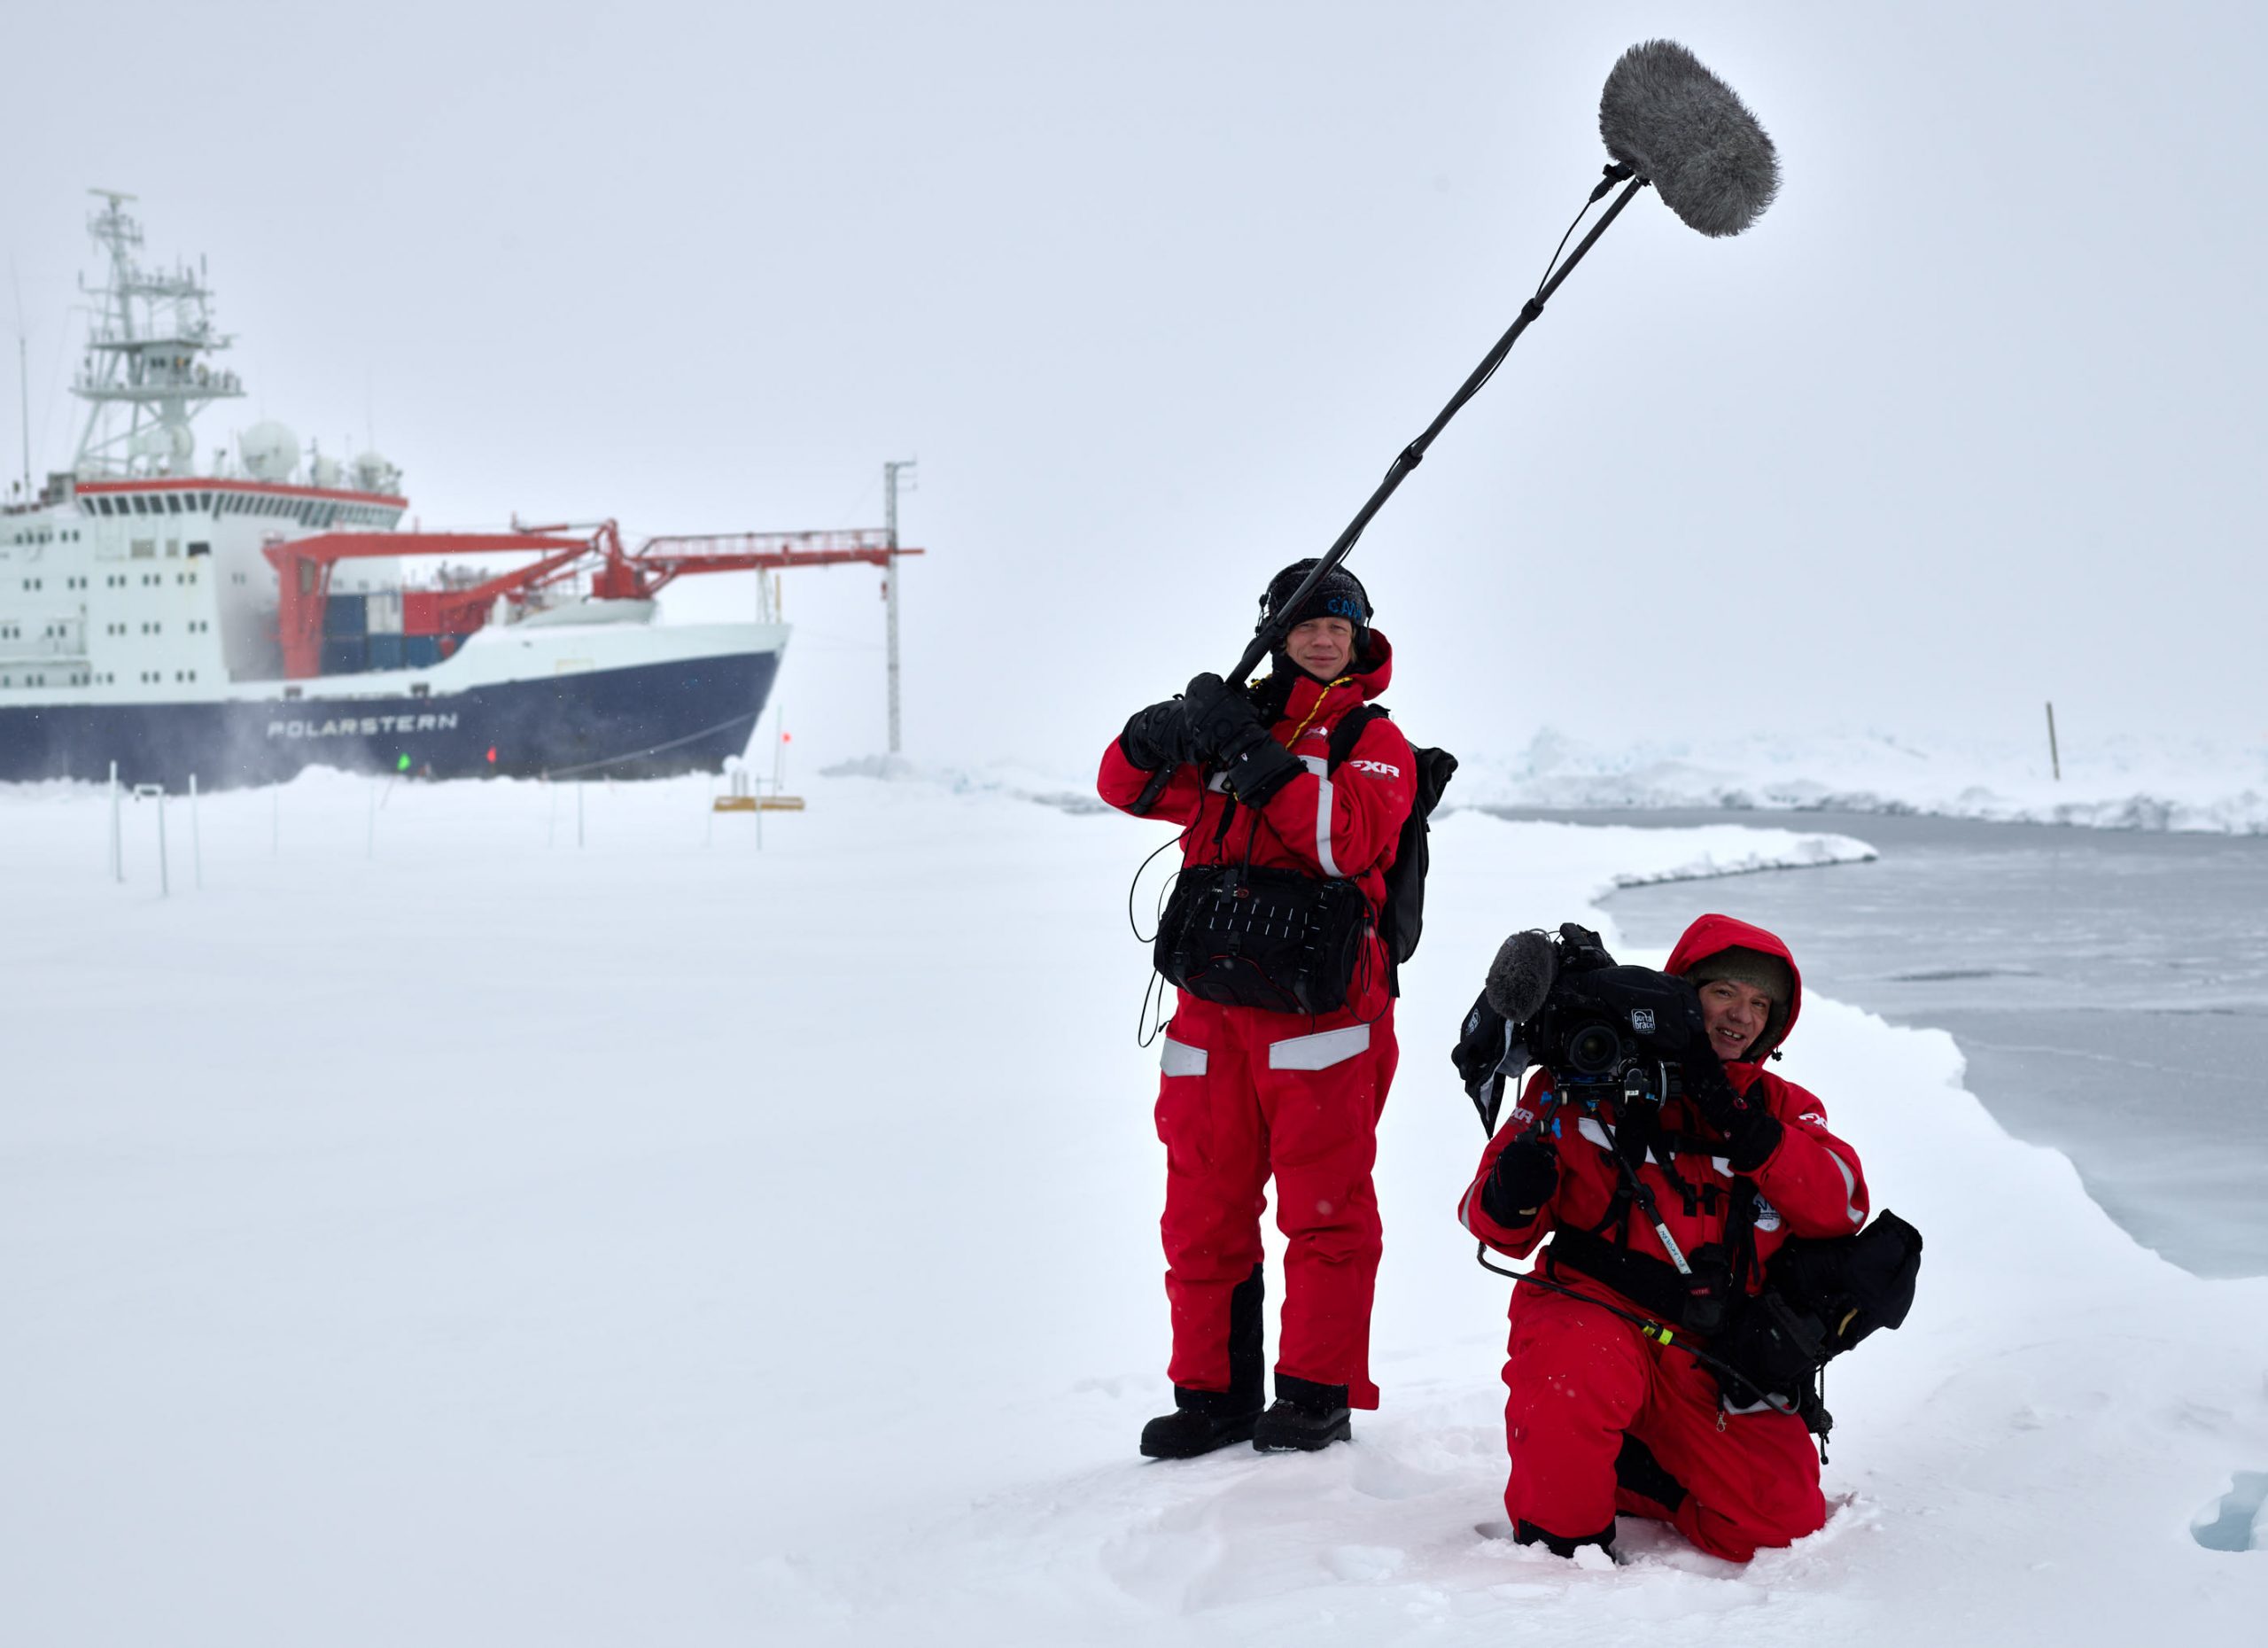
[1486,809,2268,1279]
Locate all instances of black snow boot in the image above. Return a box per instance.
[1139,1388,1262,1458]
[1514,1519,1619,1561]
[1252,1372,1352,1452]
[1138,1265,1265,1459]
[1613,1434,1689,1517]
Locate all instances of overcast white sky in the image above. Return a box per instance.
[5,2,2263,773]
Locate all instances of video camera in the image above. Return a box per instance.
[1451,923,1710,1133]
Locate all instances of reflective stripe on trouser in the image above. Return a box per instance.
[1501,1285,1827,1562]
[1153,993,1399,1410]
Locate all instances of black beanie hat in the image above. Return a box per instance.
[1684,945,1794,1055]
[1257,559,1372,649]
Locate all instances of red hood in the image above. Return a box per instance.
[1665,912,1803,1055]
[1269,628,1394,721]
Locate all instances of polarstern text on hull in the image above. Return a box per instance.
[271,713,460,739]
[1,193,922,789]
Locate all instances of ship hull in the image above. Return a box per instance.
[0,647,781,790]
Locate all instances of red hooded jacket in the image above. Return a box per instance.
[1097,634,1418,1020]
[1458,914,1869,1325]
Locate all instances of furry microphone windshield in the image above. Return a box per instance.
[1599,39,1780,237]
[1484,929,1558,1027]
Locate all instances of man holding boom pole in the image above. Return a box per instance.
[1099,563,1418,1458]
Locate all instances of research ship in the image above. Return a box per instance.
[1,193,911,790]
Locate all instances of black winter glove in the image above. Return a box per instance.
[1219,734,1303,808]
[1682,1057,1784,1173]
[1181,672,1263,761]
[1480,1136,1559,1226]
[1183,672,1304,807]
[1118,699,1198,772]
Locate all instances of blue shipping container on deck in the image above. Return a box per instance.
[404,635,440,668]
[367,634,405,670]
[320,637,368,675]
[323,594,368,637]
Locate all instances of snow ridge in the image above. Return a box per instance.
[1454,727,2268,835]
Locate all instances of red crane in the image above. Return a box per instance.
[263,521,924,680]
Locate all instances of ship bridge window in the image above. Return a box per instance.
[130,495,148,514]
[188,543,210,557]
[164,494,181,513]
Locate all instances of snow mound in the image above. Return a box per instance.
[1454,727,2268,835]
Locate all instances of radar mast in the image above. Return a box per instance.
[71,190,245,478]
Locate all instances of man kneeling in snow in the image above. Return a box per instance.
[1457,914,1869,1562]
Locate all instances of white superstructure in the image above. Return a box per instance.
[4,191,410,698]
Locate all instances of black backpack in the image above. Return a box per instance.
[1325,704,1456,993]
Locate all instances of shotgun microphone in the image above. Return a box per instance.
[1215,41,1782,690]
[1599,39,1781,238]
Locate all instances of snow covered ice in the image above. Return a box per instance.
[4,771,2266,1644]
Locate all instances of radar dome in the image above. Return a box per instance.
[238,421,299,483]
[309,454,342,489]
[353,451,401,494]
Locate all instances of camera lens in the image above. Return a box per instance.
[1567,1022,1621,1075]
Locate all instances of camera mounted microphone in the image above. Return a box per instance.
[1485,929,1559,1027]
